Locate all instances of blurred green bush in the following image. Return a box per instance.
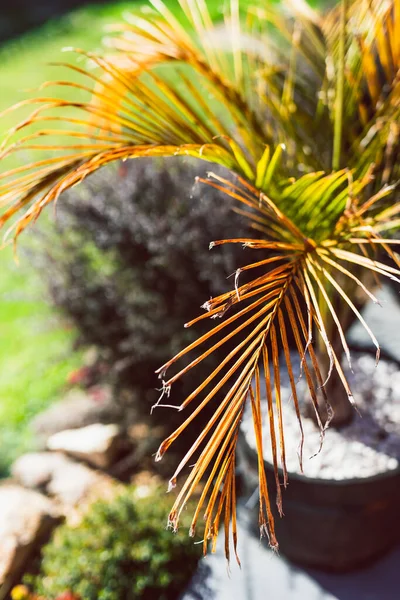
[26,484,202,600]
[35,158,250,417]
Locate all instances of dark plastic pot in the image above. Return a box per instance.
[239,436,400,572]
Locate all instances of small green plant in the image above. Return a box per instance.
[25,486,201,600]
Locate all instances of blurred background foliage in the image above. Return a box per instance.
[0,0,257,475]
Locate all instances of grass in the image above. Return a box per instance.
[0,4,132,114]
[0,243,85,476]
[0,1,226,126]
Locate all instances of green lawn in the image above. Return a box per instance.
[0,245,85,476]
[0,1,225,126]
[0,2,141,173]
[0,3,139,116]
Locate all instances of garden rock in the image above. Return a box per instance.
[47,460,109,508]
[0,484,61,600]
[47,423,122,469]
[31,386,118,445]
[11,452,118,517]
[11,452,71,490]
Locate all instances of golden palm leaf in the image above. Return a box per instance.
[1,0,400,561]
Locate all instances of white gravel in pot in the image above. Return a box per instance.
[241,353,400,480]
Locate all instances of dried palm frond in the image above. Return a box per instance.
[1,0,400,561]
[152,170,400,555]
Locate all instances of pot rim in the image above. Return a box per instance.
[241,347,400,487]
[263,457,400,486]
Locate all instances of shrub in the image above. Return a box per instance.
[26,485,201,600]
[35,158,249,407]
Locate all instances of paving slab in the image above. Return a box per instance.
[182,508,400,600]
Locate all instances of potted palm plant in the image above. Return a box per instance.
[1,0,399,571]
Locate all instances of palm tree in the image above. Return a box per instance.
[1,0,399,561]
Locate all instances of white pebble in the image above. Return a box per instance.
[242,353,400,480]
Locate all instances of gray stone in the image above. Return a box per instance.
[47,461,103,507]
[11,452,71,489]
[47,423,122,469]
[31,386,117,445]
[241,351,400,480]
[11,452,116,513]
[0,484,61,600]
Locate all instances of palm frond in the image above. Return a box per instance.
[1,0,400,562]
[150,172,400,556]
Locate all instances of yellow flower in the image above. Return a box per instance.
[11,585,30,600]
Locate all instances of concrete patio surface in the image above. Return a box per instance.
[182,508,400,600]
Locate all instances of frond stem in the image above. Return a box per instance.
[332,0,347,171]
